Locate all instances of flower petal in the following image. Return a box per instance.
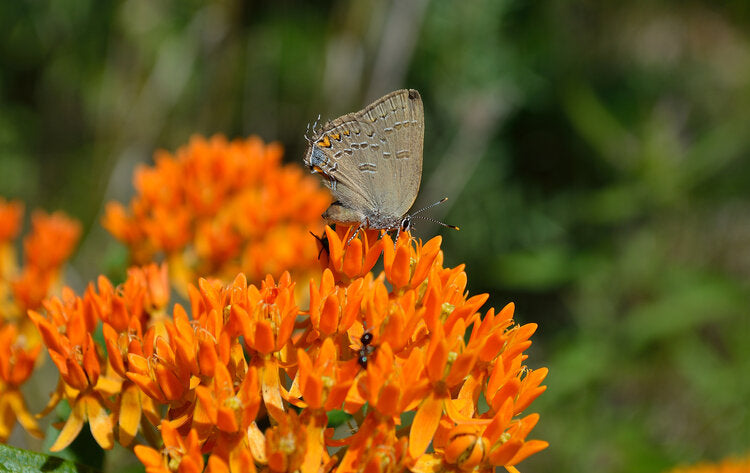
[409,394,443,458]
[85,394,114,450]
[49,397,86,452]
[117,382,142,446]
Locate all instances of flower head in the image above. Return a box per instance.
[0,200,80,443]
[103,135,330,291]
[34,198,546,472]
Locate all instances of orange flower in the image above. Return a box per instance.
[28,289,114,451]
[135,421,205,473]
[297,228,547,471]
[27,263,173,449]
[0,201,81,444]
[23,210,81,272]
[195,365,260,435]
[102,319,161,446]
[262,408,332,473]
[296,337,358,411]
[0,198,23,244]
[336,414,410,473]
[0,322,43,441]
[29,222,546,472]
[1,206,81,318]
[10,267,54,317]
[0,199,23,279]
[231,273,298,357]
[103,135,330,290]
[318,225,384,282]
[193,364,261,472]
[124,317,199,409]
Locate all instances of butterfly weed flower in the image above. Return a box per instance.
[297,227,548,472]
[0,199,81,442]
[0,204,82,320]
[28,220,546,472]
[27,262,173,450]
[103,135,330,291]
[134,420,205,473]
[0,198,24,279]
[27,287,116,451]
[0,323,43,441]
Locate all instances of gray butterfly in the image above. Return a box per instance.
[304,89,456,243]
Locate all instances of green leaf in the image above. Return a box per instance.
[0,444,99,473]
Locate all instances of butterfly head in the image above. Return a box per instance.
[400,215,413,234]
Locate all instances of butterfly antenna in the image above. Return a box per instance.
[412,215,460,230]
[410,198,459,230]
[411,197,448,216]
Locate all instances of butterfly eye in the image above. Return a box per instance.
[400,216,412,233]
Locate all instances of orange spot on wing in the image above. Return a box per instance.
[317,135,332,148]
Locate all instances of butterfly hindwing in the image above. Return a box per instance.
[305,89,424,228]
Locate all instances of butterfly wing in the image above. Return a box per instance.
[305,89,424,227]
[357,89,424,219]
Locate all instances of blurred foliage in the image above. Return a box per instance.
[1,0,749,472]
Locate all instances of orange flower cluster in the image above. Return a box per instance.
[0,197,81,442]
[0,199,81,319]
[30,227,547,472]
[103,135,330,290]
[664,454,750,473]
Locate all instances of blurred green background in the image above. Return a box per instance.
[1,0,749,472]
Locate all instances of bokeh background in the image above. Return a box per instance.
[1,1,749,472]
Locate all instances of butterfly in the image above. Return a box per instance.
[304,89,457,245]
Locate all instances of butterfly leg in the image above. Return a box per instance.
[345,223,364,248]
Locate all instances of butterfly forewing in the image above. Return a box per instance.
[306,89,424,228]
[357,90,424,219]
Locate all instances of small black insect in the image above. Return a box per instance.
[357,332,375,369]
[309,231,330,260]
[357,352,369,369]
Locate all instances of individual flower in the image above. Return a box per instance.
[135,421,205,473]
[23,210,82,273]
[254,407,332,473]
[102,135,330,291]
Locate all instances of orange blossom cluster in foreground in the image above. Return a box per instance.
[0,197,81,442]
[30,226,547,472]
[103,135,330,290]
